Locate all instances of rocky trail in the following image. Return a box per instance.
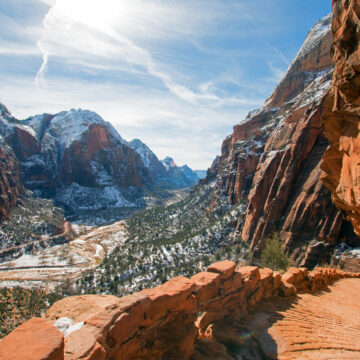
[248,278,360,359]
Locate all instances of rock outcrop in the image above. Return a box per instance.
[0,138,23,221]
[0,105,24,220]
[321,0,360,237]
[206,14,358,266]
[0,317,64,360]
[1,261,359,360]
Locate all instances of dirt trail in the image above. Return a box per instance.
[248,278,360,359]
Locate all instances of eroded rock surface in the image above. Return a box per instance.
[0,318,64,360]
[321,0,360,237]
[1,261,359,360]
[0,105,24,220]
[206,14,356,266]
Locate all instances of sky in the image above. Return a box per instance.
[0,0,331,169]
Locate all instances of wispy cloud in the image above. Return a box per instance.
[34,0,252,105]
[0,0,331,168]
[35,41,49,85]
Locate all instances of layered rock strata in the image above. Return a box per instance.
[0,105,24,220]
[1,261,359,360]
[207,14,358,265]
[321,0,360,236]
[0,138,23,220]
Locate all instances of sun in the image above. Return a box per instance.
[52,0,130,34]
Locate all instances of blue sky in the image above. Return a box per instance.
[0,0,331,169]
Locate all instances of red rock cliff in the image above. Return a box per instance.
[0,138,23,220]
[208,14,359,266]
[321,0,360,237]
[0,105,24,220]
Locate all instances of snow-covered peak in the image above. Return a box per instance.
[0,104,36,139]
[129,138,157,168]
[27,109,125,148]
[282,14,331,80]
[296,13,331,61]
[0,103,11,119]
[162,156,177,170]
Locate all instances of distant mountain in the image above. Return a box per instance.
[0,108,152,223]
[128,139,166,179]
[0,107,201,224]
[194,170,206,179]
[128,141,201,189]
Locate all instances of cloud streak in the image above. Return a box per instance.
[35,41,49,85]
[0,0,331,168]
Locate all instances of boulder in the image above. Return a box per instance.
[0,318,64,360]
[207,260,236,279]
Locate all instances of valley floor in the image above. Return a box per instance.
[0,221,128,290]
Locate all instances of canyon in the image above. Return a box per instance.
[1,0,360,358]
[207,12,359,267]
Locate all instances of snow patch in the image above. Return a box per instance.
[54,317,84,337]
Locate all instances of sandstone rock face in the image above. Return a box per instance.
[1,261,359,360]
[0,138,23,220]
[0,318,64,360]
[247,278,360,359]
[321,0,360,237]
[45,295,119,323]
[0,105,24,220]
[207,14,357,266]
[266,14,333,108]
[23,109,148,191]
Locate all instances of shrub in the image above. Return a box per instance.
[0,287,63,338]
[261,233,290,271]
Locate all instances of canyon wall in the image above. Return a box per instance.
[321,0,360,236]
[0,105,24,220]
[0,261,358,360]
[207,13,359,266]
[0,137,23,220]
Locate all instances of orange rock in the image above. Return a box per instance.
[0,129,24,221]
[207,260,236,279]
[0,318,64,360]
[221,271,243,294]
[64,326,99,360]
[141,276,196,323]
[248,287,264,307]
[237,266,260,290]
[321,0,360,238]
[108,304,144,346]
[192,271,220,303]
[259,268,275,298]
[86,343,106,360]
[45,295,119,323]
[280,279,297,297]
[85,293,149,330]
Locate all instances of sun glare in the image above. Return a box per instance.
[53,0,129,33]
